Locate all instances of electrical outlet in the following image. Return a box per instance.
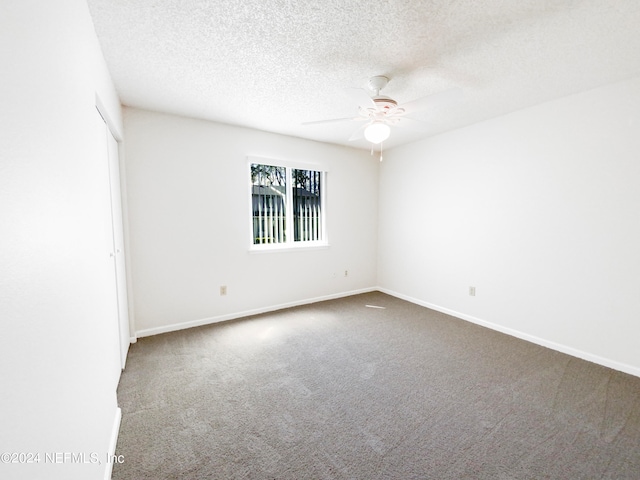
[220,285,227,296]
[469,286,476,296]
[344,270,348,277]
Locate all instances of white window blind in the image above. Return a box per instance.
[250,162,325,247]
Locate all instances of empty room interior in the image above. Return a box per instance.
[3,1,640,479]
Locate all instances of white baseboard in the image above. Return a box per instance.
[104,407,122,480]
[134,285,640,378]
[135,287,377,338]
[379,287,640,379]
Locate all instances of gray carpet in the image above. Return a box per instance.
[112,292,640,479]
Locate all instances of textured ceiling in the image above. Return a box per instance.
[86,0,640,151]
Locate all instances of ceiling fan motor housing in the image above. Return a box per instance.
[373,95,398,111]
[367,76,401,113]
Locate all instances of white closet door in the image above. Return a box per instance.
[98,109,130,369]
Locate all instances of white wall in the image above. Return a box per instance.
[123,108,379,336]
[0,1,123,479]
[379,76,640,376]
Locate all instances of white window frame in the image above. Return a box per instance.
[248,156,328,252]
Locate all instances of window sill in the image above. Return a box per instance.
[249,242,330,254]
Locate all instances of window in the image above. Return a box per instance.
[250,160,325,248]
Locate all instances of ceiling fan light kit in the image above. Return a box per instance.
[364,121,390,144]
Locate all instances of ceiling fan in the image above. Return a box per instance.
[303,75,462,145]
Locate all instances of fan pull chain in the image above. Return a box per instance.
[380,142,383,162]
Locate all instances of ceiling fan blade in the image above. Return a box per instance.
[348,122,370,141]
[395,116,432,131]
[345,87,376,108]
[302,116,364,126]
[401,87,463,115]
